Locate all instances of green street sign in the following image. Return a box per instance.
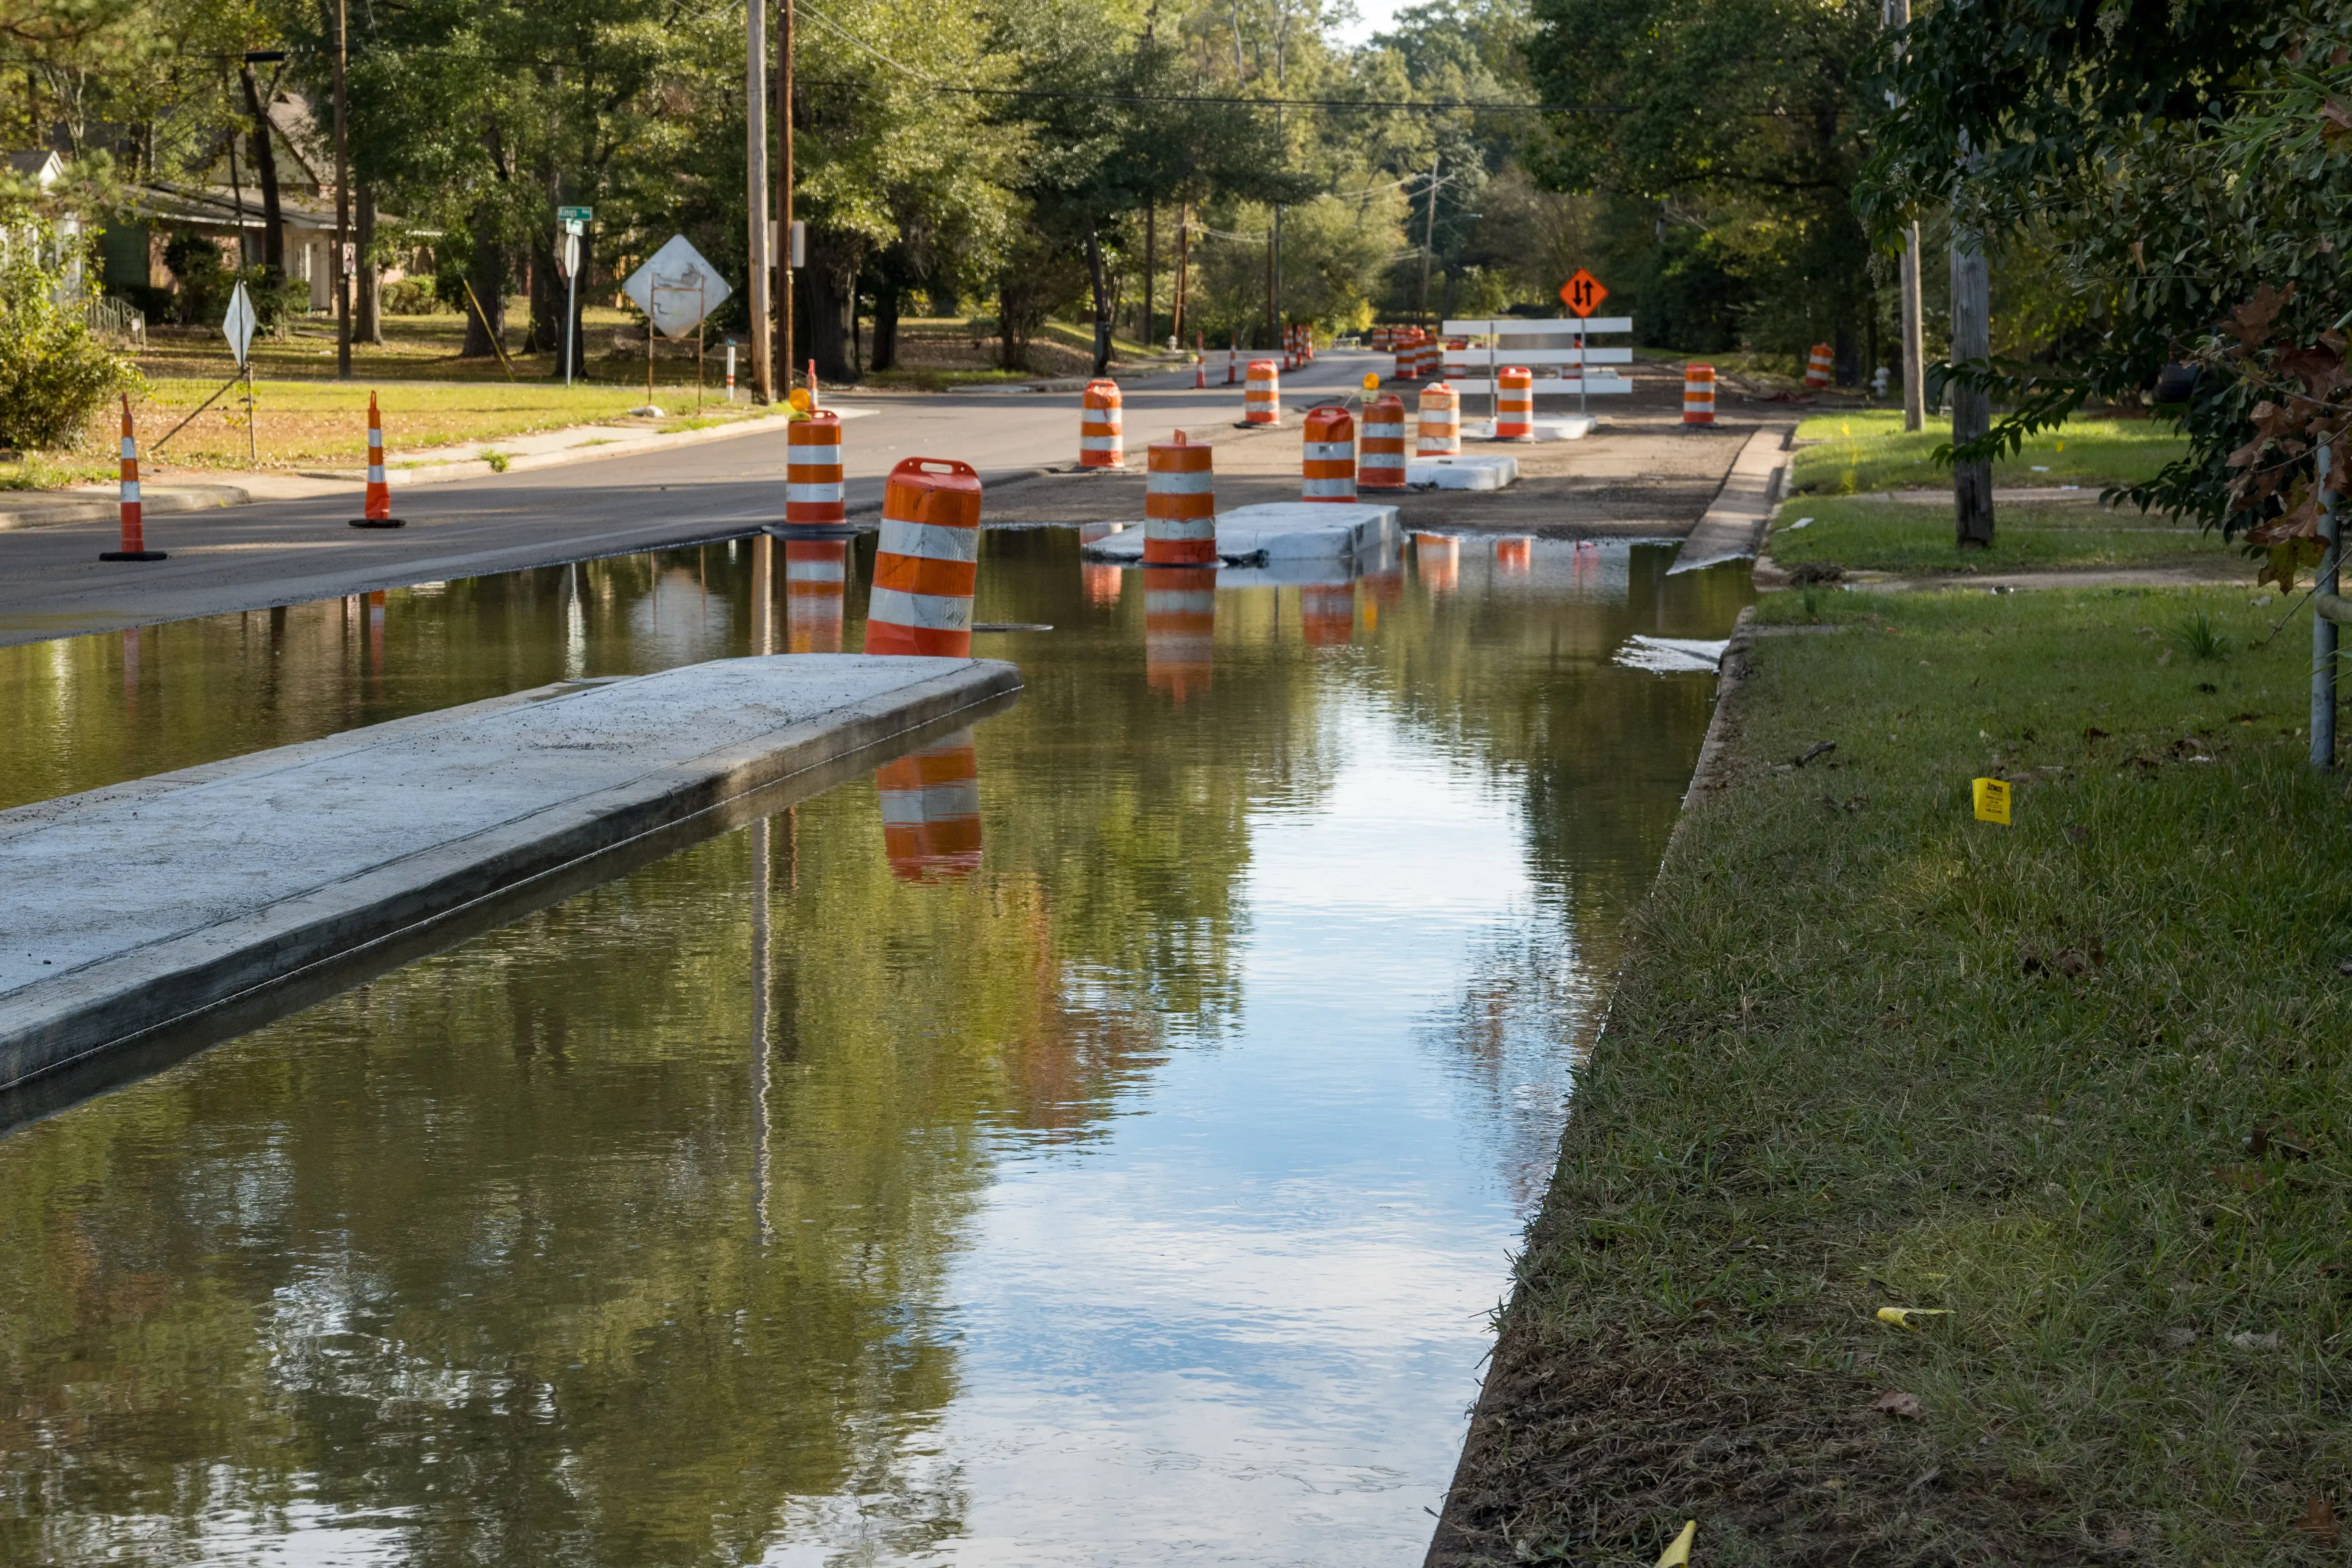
[557,205,593,223]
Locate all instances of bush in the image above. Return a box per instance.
[162,230,235,325]
[380,278,448,315]
[0,221,141,449]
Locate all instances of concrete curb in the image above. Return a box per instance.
[1679,604,1758,811]
[0,656,1021,1094]
[0,483,254,531]
[1667,425,1796,574]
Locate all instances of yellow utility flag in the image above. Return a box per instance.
[1656,1519,1697,1566]
[1877,1306,1951,1330]
[1972,777,2011,825]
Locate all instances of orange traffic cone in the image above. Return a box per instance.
[98,394,166,561]
[349,392,406,528]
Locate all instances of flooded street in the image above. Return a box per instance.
[1,531,1747,1565]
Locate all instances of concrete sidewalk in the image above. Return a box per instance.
[0,654,1020,1093]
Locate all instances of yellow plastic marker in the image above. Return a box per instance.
[1656,1519,1697,1566]
[787,387,812,414]
[1362,372,1380,392]
[1972,777,2011,825]
[1877,1306,1951,1329]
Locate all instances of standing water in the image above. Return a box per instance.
[0,530,1747,1564]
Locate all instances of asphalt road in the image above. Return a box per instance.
[0,351,1384,647]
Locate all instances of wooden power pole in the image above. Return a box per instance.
[332,0,351,380]
[1950,234,1994,547]
[1888,0,1925,432]
[1417,151,1440,328]
[779,0,795,392]
[746,0,772,401]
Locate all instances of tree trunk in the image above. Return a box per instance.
[527,234,565,358]
[237,65,285,275]
[461,213,506,359]
[1899,223,1925,431]
[1949,239,1994,548]
[871,279,901,373]
[997,278,1023,372]
[803,230,858,384]
[1085,226,1111,376]
[356,185,381,344]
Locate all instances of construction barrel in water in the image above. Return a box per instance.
[1302,406,1356,503]
[866,457,982,657]
[785,538,849,653]
[1244,359,1281,425]
[1805,343,1834,389]
[1495,535,1533,575]
[1079,379,1124,469]
[787,411,847,525]
[1494,367,1534,441]
[1416,532,1459,593]
[875,732,983,882]
[1359,394,1408,490]
[1145,432,1217,565]
[1682,364,1716,425]
[1417,382,1461,456]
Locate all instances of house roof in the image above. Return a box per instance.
[124,182,423,237]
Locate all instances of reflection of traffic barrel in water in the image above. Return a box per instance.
[1145,433,1217,565]
[867,457,982,657]
[1145,566,1216,702]
[784,538,849,653]
[1415,532,1459,594]
[1299,577,1356,645]
[875,731,983,882]
[1078,523,1124,605]
[1495,535,1533,575]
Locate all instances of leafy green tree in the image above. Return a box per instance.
[0,213,141,448]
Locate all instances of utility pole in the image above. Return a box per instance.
[1950,223,1994,547]
[779,0,795,395]
[1417,150,1440,328]
[332,0,351,380]
[746,0,772,401]
[1887,0,1925,431]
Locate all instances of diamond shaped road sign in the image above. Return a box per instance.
[624,235,732,340]
[1560,268,1608,317]
[220,280,256,367]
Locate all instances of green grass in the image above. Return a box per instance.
[1792,410,2189,496]
[1769,497,2233,575]
[1435,586,2352,1565]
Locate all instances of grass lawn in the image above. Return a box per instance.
[1433,585,2352,1565]
[1794,410,2189,495]
[1770,497,2235,576]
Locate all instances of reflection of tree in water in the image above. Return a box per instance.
[1419,913,1606,1216]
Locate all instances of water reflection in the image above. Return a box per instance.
[1414,532,1459,593]
[0,531,1751,1565]
[785,539,849,654]
[1142,566,1215,702]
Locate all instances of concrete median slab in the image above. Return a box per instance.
[0,655,1021,1094]
[1080,501,1398,566]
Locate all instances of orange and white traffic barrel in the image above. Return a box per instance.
[1494,367,1534,441]
[1079,378,1124,469]
[1417,383,1461,455]
[1300,578,1354,645]
[875,731,982,882]
[1495,535,1533,575]
[785,537,849,653]
[866,457,982,657]
[1145,431,1217,565]
[1358,394,1408,490]
[98,394,164,562]
[349,391,405,528]
[1302,405,1356,503]
[1682,364,1716,425]
[1394,333,1419,382]
[1146,565,1216,702]
[1416,531,1459,594]
[1420,339,1444,381]
[1805,343,1833,389]
[1244,359,1280,425]
[1443,339,1468,381]
[787,410,847,524]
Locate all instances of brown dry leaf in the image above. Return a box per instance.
[2322,99,2352,144]
[1875,1390,1923,1419]
[2224,284,2294,351]
[2302,1496,2339,1544]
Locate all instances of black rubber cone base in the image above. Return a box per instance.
[348,517,407,529]
[98,550,168,561]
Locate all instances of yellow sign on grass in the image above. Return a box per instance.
[1972,777,2012,825]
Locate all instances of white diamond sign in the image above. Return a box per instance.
[220,280,256,367]
[623,235,731,340]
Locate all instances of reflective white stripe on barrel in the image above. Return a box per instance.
[868,585,975,633]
